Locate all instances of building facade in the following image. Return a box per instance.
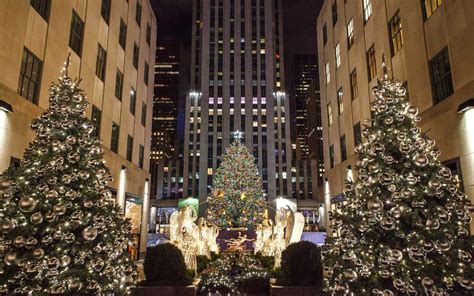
[317,0,474,231]
[0,0,157,257]
[182,0,291,209]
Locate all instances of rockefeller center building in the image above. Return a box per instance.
[183,0,292,207]
[0,0,157,258]
[317,0,474,232]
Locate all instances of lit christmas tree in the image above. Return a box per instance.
[207,131,266,228]
[0,60,136,295]
[323,59,473,295]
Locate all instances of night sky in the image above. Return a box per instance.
[151,0,323,138]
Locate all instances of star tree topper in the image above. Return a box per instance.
[231,130,244,141]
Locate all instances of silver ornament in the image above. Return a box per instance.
[61,255,72,266]
[404,105,418,118]
[33,248,44,259]
[67,277,82,291]
[46,190,59,199]
[4,252,17,265]
[53,203,67,216]
[82,226,98,241]
[390,206,402,218]
[30,212,43,224]
[18,197,37,212]
[13,236,26,248]
[1,219,15,233]
[367,199,383,213]
[413,154,428,167]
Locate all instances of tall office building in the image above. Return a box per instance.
[0,0,157,258]
[151,43,180,162]
[290,55,319,200]
[293,55,318,159]
[317,0,474,231]
[184,0,291,206]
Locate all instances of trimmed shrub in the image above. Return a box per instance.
[143,243,192,286]
[278,241,323,287]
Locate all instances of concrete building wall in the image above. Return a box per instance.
[0,0,157,255]
[316,0,474,231]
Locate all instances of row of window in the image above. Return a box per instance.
[92,105,146,168]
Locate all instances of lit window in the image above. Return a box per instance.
[347,19,354,48]
[337,88,343,114]
[366,45,376,81]
[327,103,333,126]
[363,0,372,22]
[389,11,404,56]
[325,62,330,84]
[335,43,341,68]
[422,0,442,20]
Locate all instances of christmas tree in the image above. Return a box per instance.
[0,60,136,295]
[207,131,266,228]
[323,59,473,295]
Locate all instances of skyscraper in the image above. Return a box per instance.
[293,55,318,159]
[184,0,291,207]
[290,55,319,200]
[151,43,180,162]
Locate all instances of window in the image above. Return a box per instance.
[130,88,136,115]
[340,135,347,161]
[96,44,107,81]
[363,0,372,22]
[69,10,84,56]
[139,145,144,169]
[115,69,123,100]
[133,43,139,69]
[111,122,120,153]
[91,105,102,137]
[350,69,358,100]
[144,62,149,85]
[337,88,343,114]
[329,145,335,169]
[347,19,354,48]
[146,23,151,45]
[141,102,147,126]
[119,19,127,49]
[327,103,333,126]
[18,48,42,104]
[101,0,111,24]
[389,11,404,56]
[9,157,21,169]
[332,1,337,26]
[136,0,142,26]
[429,47,453,104]
[30,0,50,21]
[353,122,361,146]
[127,135,133,161]
[422,0,442,20]
[366,45,376,81]
[323,23,327,45]
[325,62,330,84]
[335,43,341,68]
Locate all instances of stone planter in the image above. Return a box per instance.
[134,285,196,296]
[270,285,327,296]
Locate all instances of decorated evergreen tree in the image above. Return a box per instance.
[323,59,473,295]
[207,131,266,228]
[0,60,136,295]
